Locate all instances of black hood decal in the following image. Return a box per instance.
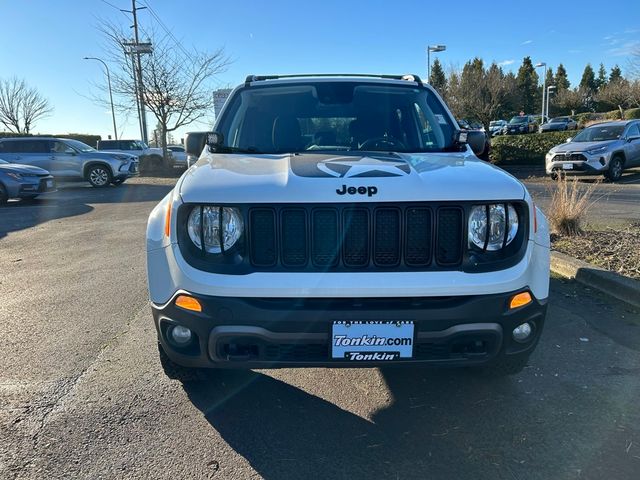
[290,153,411,178]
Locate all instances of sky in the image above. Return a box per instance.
[1,0,639,143]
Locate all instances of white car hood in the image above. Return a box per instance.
[179,151,526,204]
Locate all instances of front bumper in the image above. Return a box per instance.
[115,160,139,179]
[153,290,547,369]
[545,151,611,175]
[13,176,56,198]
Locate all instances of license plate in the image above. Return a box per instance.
[331,321,414,361]
[46,179,54,188]
[562,163,574,170]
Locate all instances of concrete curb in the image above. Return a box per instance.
[551,251,640,308]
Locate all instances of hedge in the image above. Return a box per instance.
[489,131,569,165]
[574,107,640,127]
[0,132,101,146]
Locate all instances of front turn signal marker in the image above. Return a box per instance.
[175,295,202,312]
[164,203,172,238]
[510,292,532,310]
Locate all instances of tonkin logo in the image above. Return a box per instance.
[289,154,411,178]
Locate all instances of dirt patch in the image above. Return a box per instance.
[552,224,640,279]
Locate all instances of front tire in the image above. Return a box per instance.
[87,165,112,187]
[605,156,624,182]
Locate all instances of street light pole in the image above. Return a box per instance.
[546,85,556,119]
[427,45,446,83]
[84,57,118,140]
[535,62,546,124]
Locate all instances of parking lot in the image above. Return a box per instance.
[1,178,640,479]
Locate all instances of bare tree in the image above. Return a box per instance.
[596,79,632,118]
[0,77,53,133]
[94,20,229,168]
[555,89,583,116]
[447,59,518,128]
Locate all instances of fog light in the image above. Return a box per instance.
[170,325,192,345]
[512,323,532,343]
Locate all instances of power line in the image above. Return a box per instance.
[139,0,195,62]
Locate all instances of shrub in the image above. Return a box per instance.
[547,176,598,236]
[489,132,569,165]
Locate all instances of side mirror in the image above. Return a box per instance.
[461,130,486,157]
[205,131,224,152]
[627,135,640,143]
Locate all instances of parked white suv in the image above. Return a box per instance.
[146,74,550,381]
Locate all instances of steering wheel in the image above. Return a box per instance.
[359,136,407,151]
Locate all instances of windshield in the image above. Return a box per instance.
[550,117,568,123]
[64,139,96,152]
[572,124,625,142]
[217,82,456,153]
[509,116,527,124]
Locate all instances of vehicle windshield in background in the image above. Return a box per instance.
[509,116,527,124]
[64,139,96,152]
[217,82,457,154]
[550,117,568,123]
[572,125,625,142]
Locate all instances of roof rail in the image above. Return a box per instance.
[244,73,423,86]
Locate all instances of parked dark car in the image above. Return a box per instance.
[539,116,578,133]
[457,119,490,160]
[505,115,538,135]
[0,158,56,204]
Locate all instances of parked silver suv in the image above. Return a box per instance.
[97,139,173,170]
[545,120,640,181]
[0,137,138,187]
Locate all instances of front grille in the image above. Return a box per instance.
[248,204,464,271]
[552,153,587,162]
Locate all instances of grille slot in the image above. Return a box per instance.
[436,208,463,265]
[249,209,277,266]
[312,209,339,267]
[281,209,307,266]
[374,208,401,266]
[342,209,369,267]
[405,208,432,266]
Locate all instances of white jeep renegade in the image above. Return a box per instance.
[146,74,550,381]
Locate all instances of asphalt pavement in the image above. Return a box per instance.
[1,178,639,480]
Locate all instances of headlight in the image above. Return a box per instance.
[468,204,519,251]
[586,146,607,155]
[6,172,23,180]
[113,154,131,162]
[187,206,243,253]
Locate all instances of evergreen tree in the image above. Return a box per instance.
[429,58,447,97]
[555,64,570,90]
[516,56,540,113]
[609,65,623,83]
[579,64,597,92]
[596,63,607,90]
[545,67,555,87]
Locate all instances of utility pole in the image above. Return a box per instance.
[121,0,152,144]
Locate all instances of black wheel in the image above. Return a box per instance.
[0,183,8,205]
[482,355,530,376]
[550,169,565,181]
[158,343,206,383]
[87,165,112,187]
[605,156,624,182]
[111,178,126,186]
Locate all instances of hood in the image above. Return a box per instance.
[179,151,526,204]
[0,163,49,175]
[96,150,137,160]
[552,140,617,153]
[540,123,564,130]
